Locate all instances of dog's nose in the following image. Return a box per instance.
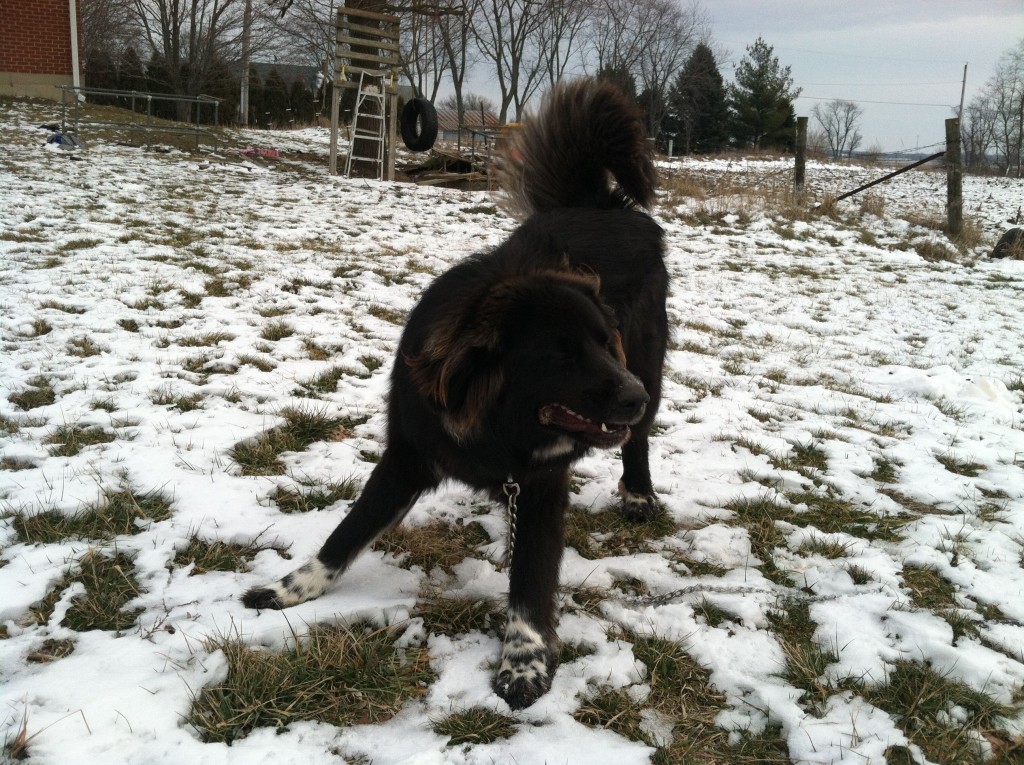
[613,380,649,423]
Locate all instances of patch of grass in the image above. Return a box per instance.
[773,440,827,473]
[229,407,355,476]
[269,478,360,513]
[863,660,1015,765]
[302,337,342,360]
[64,551,143,631]
[31,550,143,632]
[187,623,433,744]
[576,629,789,763]
[416,593,500,636]
[879,487,949,515]
[901,565,957,611]
[26,638,76,663]
[13,486,173,543]
[235,353,276,372]
[724,495,790,584]
[38,299,86,314]
[870,456,899,483]
[432,708,517,746]
[564,505,679,559]
[8,377,56,410]
[117,318,141,332]
[56,237,103,252]
[45,424,116,456]
[260,320,295,341]
[66,336,103,357]
[151,386,204,412]
[846,565,874,585]
[296,365,350,395]
[374,520,490,574]
[693,598,730,627]
[786,490,910,542]
[177,331,235,347]
[936,451,984,478]
[0,456,36,471]
[797,534,853,559]
[768,600,840,712]
[173,534,286,575]
[367,304,406,325]
[359,354,385,374]
[28,318,53,336]
[934,397,968,422]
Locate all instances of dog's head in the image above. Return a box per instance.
[405,269,647,457]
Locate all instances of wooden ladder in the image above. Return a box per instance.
[344,70,387,179]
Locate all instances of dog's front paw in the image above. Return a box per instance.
[495,611,555,709]
[241,559,337,610]
[619,491,661,523]
[495,650,552,710]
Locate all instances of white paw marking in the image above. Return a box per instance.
[272,558,338,607]
[498,610,549,680]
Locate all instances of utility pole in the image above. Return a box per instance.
[958,63,967,118]
[240,0,253,126]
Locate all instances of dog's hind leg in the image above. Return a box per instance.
[494,470,568,709]
[242,440,437,610]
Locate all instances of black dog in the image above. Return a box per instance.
[243,78,668,710]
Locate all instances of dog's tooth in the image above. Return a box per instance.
[601,423,609,433]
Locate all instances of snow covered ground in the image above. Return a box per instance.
[2,99,1023,765]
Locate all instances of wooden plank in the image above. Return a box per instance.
[333,70,401,88]
[337,6,398,24]
[340,20,398,39]
[336,48,400,66]
[337,34,400,53]
[334,64,401,79]
[335,51,399,68]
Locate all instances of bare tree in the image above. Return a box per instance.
[129,0,244,117]
[812,99,864,158]
[584,0,644,76]
[80,0,138,65]
[964,39,1023,176]
[633,0,705,141]
[436,0,480,123]
[536,0,594,87]
[962,95,996,171]
[472,0,550,122]
[399,7,452,101]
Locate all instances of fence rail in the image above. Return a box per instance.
[59,86,221,148]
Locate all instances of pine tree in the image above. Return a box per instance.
[728,37,801,151]
[667,43,728,154]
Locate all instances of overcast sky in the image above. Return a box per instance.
[708,0,1024,152]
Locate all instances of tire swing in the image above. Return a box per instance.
[400,98,438,151]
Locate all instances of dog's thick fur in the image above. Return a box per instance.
[243,78,668,709]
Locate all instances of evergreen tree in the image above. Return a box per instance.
[118,46,146,96]
[667,42,728,154]
[728,37,801,150]
[264,68,290,127]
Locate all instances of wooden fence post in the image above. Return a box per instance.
[946,117,963,238]
[795,116,808,192]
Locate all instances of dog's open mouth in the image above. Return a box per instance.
[538,404,632,448]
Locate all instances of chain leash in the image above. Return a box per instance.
[502,475,520,569]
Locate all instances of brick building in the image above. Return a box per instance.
[0,0,84,99]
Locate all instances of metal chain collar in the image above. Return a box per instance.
[502,475,520,569]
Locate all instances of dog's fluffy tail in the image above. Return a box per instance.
[498,78,657,217]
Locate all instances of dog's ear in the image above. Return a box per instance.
[404,320,504,440]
